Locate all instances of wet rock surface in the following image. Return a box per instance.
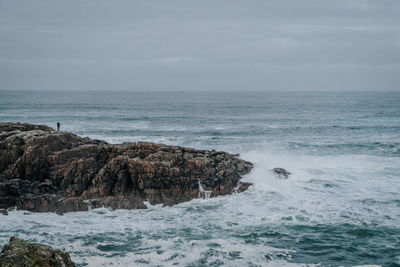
[0,122,253,213]
[0,237,75,267]
[272,168,291,179]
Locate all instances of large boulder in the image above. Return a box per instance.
[0,122,253,213]
[0,237,75,267]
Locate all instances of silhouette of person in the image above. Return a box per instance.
[57,121,60,131]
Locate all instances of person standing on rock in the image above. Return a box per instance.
[57,121,60,131]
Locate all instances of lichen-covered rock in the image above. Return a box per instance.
[0,237,75,267]
[0,122,253,213]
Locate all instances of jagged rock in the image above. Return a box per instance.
[0,122,253,213]
[0,236,75,267]
[272,168,291,179]
[0,209,7,216]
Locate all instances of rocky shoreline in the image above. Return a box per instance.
[0,122,253,214]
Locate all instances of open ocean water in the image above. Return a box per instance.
[0,90,399,266]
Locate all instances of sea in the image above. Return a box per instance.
[0,90,399,266]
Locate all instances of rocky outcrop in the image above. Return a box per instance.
[272,168,291,179]
[0,237,75,267]
[0,122,252,213]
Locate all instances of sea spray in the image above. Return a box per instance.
[198,179,212,199]
[232,182,242,194]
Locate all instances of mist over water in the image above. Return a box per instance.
[0,91,399,266]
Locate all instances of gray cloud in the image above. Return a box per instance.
[0,0,399,91]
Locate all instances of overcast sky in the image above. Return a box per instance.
[0,0,399,91]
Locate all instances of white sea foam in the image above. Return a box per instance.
[240,147,400,227]
[198,179,212,199]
